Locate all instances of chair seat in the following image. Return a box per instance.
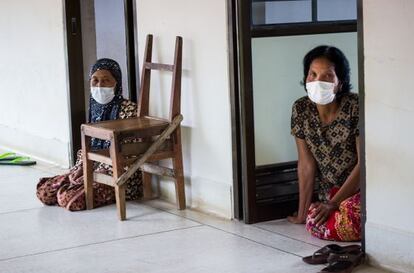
[82,116,170,140]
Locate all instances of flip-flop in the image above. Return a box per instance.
[0,156,37,166]
[302,244,361,265]
[0,152,20,161]
[318,251,365,273]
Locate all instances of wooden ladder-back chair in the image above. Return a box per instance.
[81,34,185,220]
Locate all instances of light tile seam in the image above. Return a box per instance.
[139,203,307,258]
[0,225,202,262]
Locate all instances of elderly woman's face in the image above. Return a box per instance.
[90,69,117,88]
[306,57,339,91]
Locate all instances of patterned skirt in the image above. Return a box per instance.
[36,150,142,211]
[305,187,361,242]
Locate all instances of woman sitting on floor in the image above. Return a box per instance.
[287,46,361,242]
[36,58,142,211]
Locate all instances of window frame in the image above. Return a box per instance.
[251,0,357,37]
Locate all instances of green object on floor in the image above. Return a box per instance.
[0,156,36,166]
[0,152,20,161]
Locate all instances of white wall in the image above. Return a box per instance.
[364,1,414,272]
[136,0,234,218]
[0,0,71,167]
[95,0,129,98]
[252,33,358,165]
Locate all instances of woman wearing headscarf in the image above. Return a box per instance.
[36,58,142,211]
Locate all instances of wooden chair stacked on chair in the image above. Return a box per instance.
[81,34,186,220]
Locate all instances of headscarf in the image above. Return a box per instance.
[88,58,125,150]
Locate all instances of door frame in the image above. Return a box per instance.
[357,0,366,251]
[227,0,256,222]
[64,0,85,164]
[228,0,366,250]
[124,0,140,102]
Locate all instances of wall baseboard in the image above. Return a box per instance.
[0,124,71,168]
[365,221,414,273]
[154,176,233,219]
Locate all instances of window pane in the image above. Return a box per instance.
[252,0,312,25]
[252,2,266,25]
[317,0,357,21]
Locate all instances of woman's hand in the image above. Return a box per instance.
[287,212,306,224]
[310,202,338,227]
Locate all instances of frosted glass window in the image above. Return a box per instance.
[317,0,357,21]
[252,0,312,25]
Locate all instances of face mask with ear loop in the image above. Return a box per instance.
[90,86,115,104]
[306,81,336,105]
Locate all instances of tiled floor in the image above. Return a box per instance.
[0,160,390,273]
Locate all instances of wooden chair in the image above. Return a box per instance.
[81,34,185,220]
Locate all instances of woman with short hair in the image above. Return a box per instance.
[288,46,361,241]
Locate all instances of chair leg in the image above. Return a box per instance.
[173,156,186,210]
[115,185,126,220]
[172,129,186,210]
[109,133,126,220]
[142,172,153,199]
[84,157,94,210]
[81,133,94,210]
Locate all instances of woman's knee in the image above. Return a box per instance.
[36,178,58,205]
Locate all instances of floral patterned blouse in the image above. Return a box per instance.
[291,93,359,202]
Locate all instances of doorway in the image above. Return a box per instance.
[229,0,365,248]
[64,0,139,164]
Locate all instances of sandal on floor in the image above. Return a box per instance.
[0,152,19,161]
[0,156,37,166]
[318,251,365,273]
[302,244,361,265]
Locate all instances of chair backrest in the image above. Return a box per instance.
[137,34,183,122]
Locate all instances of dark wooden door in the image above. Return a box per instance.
[65,0,85,165]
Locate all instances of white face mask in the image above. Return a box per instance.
[306,81,336,105]
[91,86,115,104]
